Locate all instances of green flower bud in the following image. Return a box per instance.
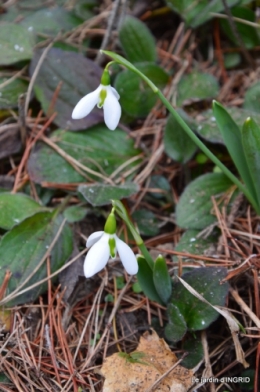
[101,69,110,86]
[104,211,117,234]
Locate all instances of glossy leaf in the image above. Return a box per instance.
[0,22,35,65]
[137,256,162,304]
[164,112,197,163]
[181,337,204,368]
[0,78,28,109]
[0,193,47,230]
[213,101,257,203]
[153,255,172,304]
[132,209,160,236]
[115,63,169,117]
[78,182,139,206]
[177,71,219,106]
[176,173,233,230]
[30,48,104,130]
[164,303,187,342]
[241,118,260,208]
[119,16,157,63]
[28,126,141,183]
[0,211,73,306]
[167,267,229,331]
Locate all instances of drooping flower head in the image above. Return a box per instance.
[84,209,138,278]
[72,69,121,131]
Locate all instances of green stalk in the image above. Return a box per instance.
[102,50,260,214]
[112,200,154,270]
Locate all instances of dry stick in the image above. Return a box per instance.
[95,0,122,64]
[24,37,59,116]
[221,0,255,68]
[144,355,187,392]
[80,277,133,371]
[0,218,67,306]
[230,287,260,329]
[73,280,105,364]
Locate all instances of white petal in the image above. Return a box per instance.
[110,86,120,100]
[72,86,102,119]
[86,231,104,248]
[103,87,121,131]
[84,235,110,278]
[115,236,138,275]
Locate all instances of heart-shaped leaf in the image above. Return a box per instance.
[28,126,141,183]
[0,211,73,306]
[119,16,157,63]
[30,48,104,130]
[0,22,35,65]
[78,182,139,206]
[0,193,47,230]
[167,267,229,332]
[176,173,233,230]
[164,303,187,342]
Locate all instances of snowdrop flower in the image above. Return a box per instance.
[72,69,121,131]
[84,211,138,278]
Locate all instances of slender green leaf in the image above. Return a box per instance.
[241,117,260,208]
[137,256,162,304]
[153,255,172,304]
[119,16,156,63]
[213,101,257,203]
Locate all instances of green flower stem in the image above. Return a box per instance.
[112,200,154,270]
[103,50,260,214]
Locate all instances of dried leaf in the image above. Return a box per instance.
[101,329,194,391]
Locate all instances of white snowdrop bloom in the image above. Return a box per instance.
[84,231,138,278]
[72,69,121,130]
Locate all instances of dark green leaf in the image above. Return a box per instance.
[30,48,104,130]
[0,193,47,230]
[173,228,219,262]
[63,205,88,223]
[132,209,160,236]
[224,52,241,69]
[181,337,203,368]
[196,109,224,144]
[28,126,141,183]
[78,182,139,206]
[220,7,259,49]
[0,22,35,65]
[168,267,229,331]
[244,81,260,113]
[164,303,187,342]
[21,7,83,37]
[153,255,172,304]
[213,101,257,202]
[115,63,169,117]
[176,173,233,230]
[119,16,157,63]
[0,78,28,109]
[177,71,219,106]
[0,211,73,306]
[164,112,197,163]
[241,117,260,208]
[137,256,162,304]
